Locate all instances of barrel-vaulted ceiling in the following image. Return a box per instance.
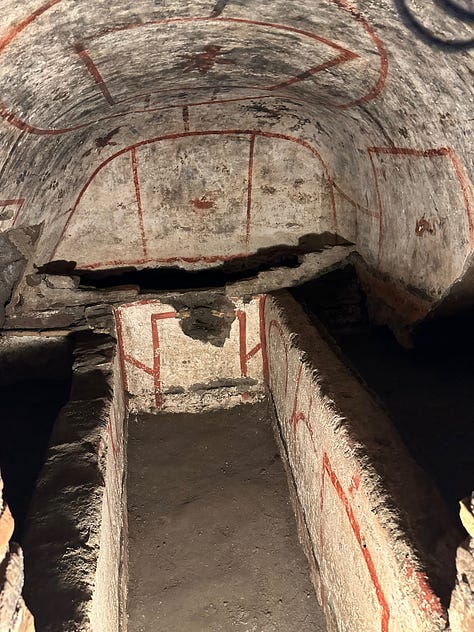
[0,0,472,317]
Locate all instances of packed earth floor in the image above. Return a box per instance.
[127,401,327,632]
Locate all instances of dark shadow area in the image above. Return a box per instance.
[292,266,474,517]
[38,232,347,292]
[0,337,73,540]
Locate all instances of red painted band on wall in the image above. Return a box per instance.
[320,452,390,632]
[150,311,176,408]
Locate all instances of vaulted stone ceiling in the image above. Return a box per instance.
[0,0,472,324]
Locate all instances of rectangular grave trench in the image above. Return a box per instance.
[17,288,465,632]
[127,401,327,632]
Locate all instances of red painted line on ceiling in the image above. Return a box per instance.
[50,128,335,261]
[130,147,148,257]
[89,16,355,54]
[0,4,386,134]
[331,0,388,108]
[0,0,61,53]
[74,43,115,106]
[246,134,255,250]
[268,51,357,91]
[0,91,280,135]
[320,452,390,632]
[367,149,384,262]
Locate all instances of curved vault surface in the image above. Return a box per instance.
[0,0,472,320]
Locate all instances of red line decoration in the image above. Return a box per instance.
[74,43,115,106]
[0,3,387,134]
[0,198,24,226]
[405,558,444,618]
[368,146,474,258]
[51,128,336,264]
[320,452,390,632]
[236,304,263,378]
[266,306,391,631]
[130,147,148,257]
[150,311,176,408]
[0,0,61,53]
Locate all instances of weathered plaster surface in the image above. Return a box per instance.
[0,0,470,321]
[115,293,265,412]
[264,291,461,632]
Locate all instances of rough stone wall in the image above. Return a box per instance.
[0,0,471,325]
[264,291,460,632]
[115,293,266,412]
[449,493,474,632]
[23,332,127,632]
[0,476,34,632]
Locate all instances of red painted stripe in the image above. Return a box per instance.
[368,145,474,258]
[150,311,176,408]
[0,198,24,226]
[124,354,154,376]
[321,452,390,632]
[332,0,388,108]
[130,147,148,257]
[236,309,247,377]
[0,3,387,134]
[246,135,255,250]
[367,149,384,262]
[0,0,61,53]
[74,43,115,105]
[246,342,262,361]
[268,51,357,90]
[89,15,353,54]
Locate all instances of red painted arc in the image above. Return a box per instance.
[50,128,337,262]
[0,1,387,134]
[368,145,474,257]
[320,452,391,632]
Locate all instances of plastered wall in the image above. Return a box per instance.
[263,291,460,632]
[114,294,267,412]
[0,0,471,321]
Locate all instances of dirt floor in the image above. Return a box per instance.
[127,400,327,632]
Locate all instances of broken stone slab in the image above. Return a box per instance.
[226,244,355,297]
